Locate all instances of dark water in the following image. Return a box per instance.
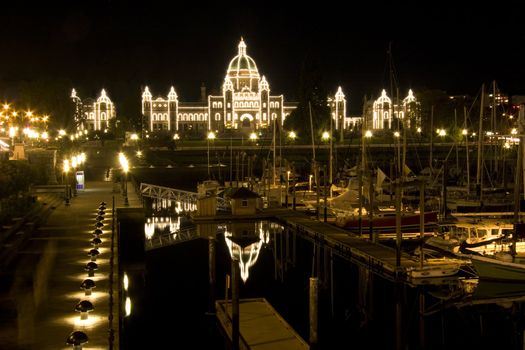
[119,167,525,349]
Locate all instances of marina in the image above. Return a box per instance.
[1,10,525,349]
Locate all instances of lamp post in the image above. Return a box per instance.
[322,131,331,195]
[119,152,129,206]
[63,159,70,206]
[207,131,215,179]
[71,155,78,197]
[285,170,290,208]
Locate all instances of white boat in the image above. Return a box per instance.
[468,254,525,282]
[438,217,520,255]
[407,258,462,279]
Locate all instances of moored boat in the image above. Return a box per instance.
[335,209,438,235]
[407,258,462,279]
[469,254,525,282]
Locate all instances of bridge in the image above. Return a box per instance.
[139,183,230,213]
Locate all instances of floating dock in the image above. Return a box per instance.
[215,298,309,350]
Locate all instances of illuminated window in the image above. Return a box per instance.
[215,113,220,121]
[213,102,217,108]
[227,113,231,120]
[263,113,266,120]
[227,103,231,108]
[218,102,223,108]
[276,102,280,108]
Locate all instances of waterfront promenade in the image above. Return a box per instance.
[0,179,141,349]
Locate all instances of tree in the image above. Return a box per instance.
[284,53,330,143]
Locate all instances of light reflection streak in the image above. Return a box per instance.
[125,297,132,316]
[224,221,280,282]
[144,216,181,240]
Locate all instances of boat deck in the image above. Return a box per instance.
[215,298,309,350]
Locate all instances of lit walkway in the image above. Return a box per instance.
[0,180,141,349]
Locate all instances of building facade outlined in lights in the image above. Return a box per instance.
[363,89,421,130]
[141,38,351,135]
[71,89,116,131]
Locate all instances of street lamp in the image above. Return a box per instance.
[285,170,290,208]
[207,131,215,178]
[71,156,78,197]
[321,131,332,186]
[119,152,129,206]
[63,159,70,206]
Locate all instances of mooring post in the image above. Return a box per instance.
[231,258,240,350]
[208,236,216,314]
[309,277,319,348]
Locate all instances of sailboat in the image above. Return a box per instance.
[446,82,514,213]
[459,103,525,281]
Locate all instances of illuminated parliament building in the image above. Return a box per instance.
[141,39,351,134]
[71,88,116,131]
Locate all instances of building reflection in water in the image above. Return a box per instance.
[144,216,182,240]
[223,221,276,282]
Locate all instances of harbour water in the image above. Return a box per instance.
[119,165,525,349]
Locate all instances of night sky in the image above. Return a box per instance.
[1,1,524,114]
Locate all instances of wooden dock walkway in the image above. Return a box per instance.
[273,210,422,280]
[215,298,309,350]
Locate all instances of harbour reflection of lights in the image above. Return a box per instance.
[144,216,181,240]
[125,297,132,316]
[224,221,278,282]
[123,273,129,291]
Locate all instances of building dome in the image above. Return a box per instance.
[226,38,260,91]
[97,89,112,104]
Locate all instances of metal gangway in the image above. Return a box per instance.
[145,228,200,251]
[140,183,229,212]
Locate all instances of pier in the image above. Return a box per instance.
[272,210,425,280]
[215,298,309,350]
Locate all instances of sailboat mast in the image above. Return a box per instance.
[476,84,485,200]
[491,80,497,183]
[309,101,316,162]
[464,106,470,194]
[430,106,434,172]
[273,115,276,186]
[512,104,525,256]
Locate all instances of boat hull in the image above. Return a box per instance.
[336,211,438,234]
[470,255,525,282]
